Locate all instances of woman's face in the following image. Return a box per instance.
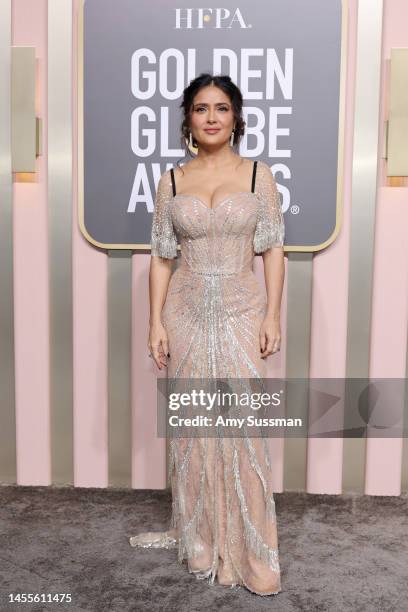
[189,85,235,147]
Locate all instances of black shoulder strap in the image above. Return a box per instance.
[251,160,258,193]
[170,168,176,196]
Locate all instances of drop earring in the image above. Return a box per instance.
[230,128,235,147]
[189,131,193,147]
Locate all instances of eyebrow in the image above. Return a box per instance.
[193,102,230,107]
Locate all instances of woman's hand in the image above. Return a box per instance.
[259,316,281,359]
[148,320,169,370]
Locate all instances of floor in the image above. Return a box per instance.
[0,485,407,611]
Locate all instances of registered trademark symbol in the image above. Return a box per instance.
[290,204,300,215]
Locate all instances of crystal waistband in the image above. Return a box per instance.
[179,268,251,277]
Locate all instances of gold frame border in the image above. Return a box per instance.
[77,0,348,253]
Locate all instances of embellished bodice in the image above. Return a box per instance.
[170,192,262,275]
[150,160,285,271]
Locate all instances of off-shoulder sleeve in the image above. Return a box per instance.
[253,161,285,253]
[150,170,178,259]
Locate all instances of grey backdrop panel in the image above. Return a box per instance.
[82,0,343,249]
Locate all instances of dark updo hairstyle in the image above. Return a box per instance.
[177,73,246,171]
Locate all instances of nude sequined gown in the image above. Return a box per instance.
[130,160,285,596]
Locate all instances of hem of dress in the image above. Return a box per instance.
[187,563,281,597]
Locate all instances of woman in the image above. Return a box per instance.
[129,73,285,596]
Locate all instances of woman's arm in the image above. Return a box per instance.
[149,257,173,325]
[253,161,286,359]
[148,257,173,370]
[260,247,285,358]
[263,247,285,319]
[148,171,178,370]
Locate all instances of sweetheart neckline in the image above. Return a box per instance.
[172,191,258,212]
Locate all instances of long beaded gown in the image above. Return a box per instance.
[129,159,285,596]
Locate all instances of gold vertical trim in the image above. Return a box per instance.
[48,0,73,484]
[0,0,16,483]
[36,117,43,156]
[11,47,36,172]
[107,251,132,487]
[387,48,408,177]
[283,253,313,491]
[342,0,384,493]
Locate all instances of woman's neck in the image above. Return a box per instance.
[193,145,241,170]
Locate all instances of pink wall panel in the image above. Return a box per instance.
[365,0,408,495]
[307,0,358,495]
[366,188,408,495]
[13,0,50,485]
[72,0,109,487]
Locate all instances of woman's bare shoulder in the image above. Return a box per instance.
[240,156,255,165]
[174,158,202,175]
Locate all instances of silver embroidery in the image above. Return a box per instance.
[232,443,280,573]
[130,161,283,596]
[253,161,285,253]
[150,171,178,259]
